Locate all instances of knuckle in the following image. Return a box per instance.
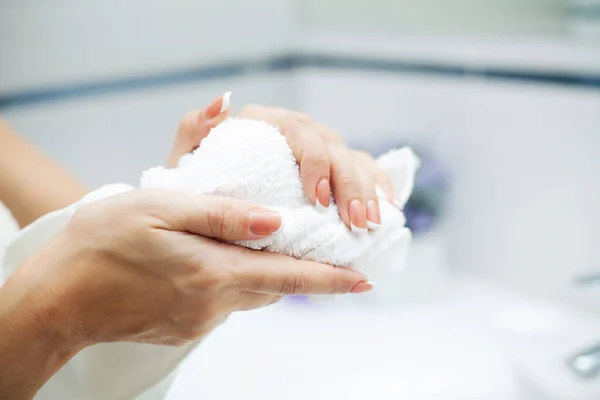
[179,110,199,130]
[339,174,360,189]
[323,267,348,294]
[190,268,221,291]
[326,280,339,295]
[278,274,309,295]
[303,153,330,176]
[326,277,350,294]
[206,203,237,238]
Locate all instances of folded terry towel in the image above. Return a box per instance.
[1,118,418,400]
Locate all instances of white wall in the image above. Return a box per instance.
[299,0,567,36]
[2,0,600,313]
[0,0,294,93]
[3,73,293,187]
[0,0,295,187]
[293,67,600,313]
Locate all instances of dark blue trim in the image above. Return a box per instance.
[1,54,599,109]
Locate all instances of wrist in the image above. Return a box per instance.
[0,285,83,398]
[0,243,87,398]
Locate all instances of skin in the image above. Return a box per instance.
[0,96,392,399]
[0,120,88,227]
[168,94,399,231]
[0,189,370,399]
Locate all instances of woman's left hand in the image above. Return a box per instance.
[167,93,398,234]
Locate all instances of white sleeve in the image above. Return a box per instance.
[2,184,199,400]
[0,201,19,285]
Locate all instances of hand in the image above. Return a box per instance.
[1,189,369,350]
[167,94,399,234]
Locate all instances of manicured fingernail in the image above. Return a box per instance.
[351,223,367,235]
[249,208,281,235]
[350,280,374,294]
[205,91,232,120]
[349,199,367,235]
[316,178,330,210]
[366,200,381,230]
[220,91,232,113]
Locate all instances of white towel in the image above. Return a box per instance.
[142,118,419,274]
[1,118,418,400]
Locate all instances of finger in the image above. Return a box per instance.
[354,151,395,203]
[281,117,331,208]
[232,250,371,295]
[203,91,232,125]
[354,156,380,230]
[234,292,282,311]
[167,92,232,168]
[140,190,281,241]
[328,144,368,234]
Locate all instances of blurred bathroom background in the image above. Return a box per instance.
[1,0,600,399]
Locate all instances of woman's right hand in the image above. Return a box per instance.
[1,189,371,350]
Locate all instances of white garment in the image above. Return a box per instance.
[0,202,19,282]
[1,118,418,400]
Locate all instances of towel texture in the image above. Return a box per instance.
[141,118,419,273]
[1,118,418,400]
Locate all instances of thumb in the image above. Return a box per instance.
[167,91,232,168]
[142,189,281,241]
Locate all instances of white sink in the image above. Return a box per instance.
[166,276,599,400]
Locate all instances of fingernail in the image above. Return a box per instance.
[350,280,374,294]
[351,223,368,235]
[220,91,232,113]
[349,199,367,235]
[205,91,232,120]
[316,178,330,210]
[249,208,281,235]
[366,200,381,230]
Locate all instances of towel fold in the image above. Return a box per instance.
[1,117,418,400]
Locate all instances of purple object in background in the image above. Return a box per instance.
[285,295,314,305]
[404,208,435,234]
[416,159,447,188]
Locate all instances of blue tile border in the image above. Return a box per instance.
[1,54,599,109]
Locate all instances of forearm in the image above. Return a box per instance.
[0,261,81,399]
[0,119,87,227]
[0,322,77,400]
